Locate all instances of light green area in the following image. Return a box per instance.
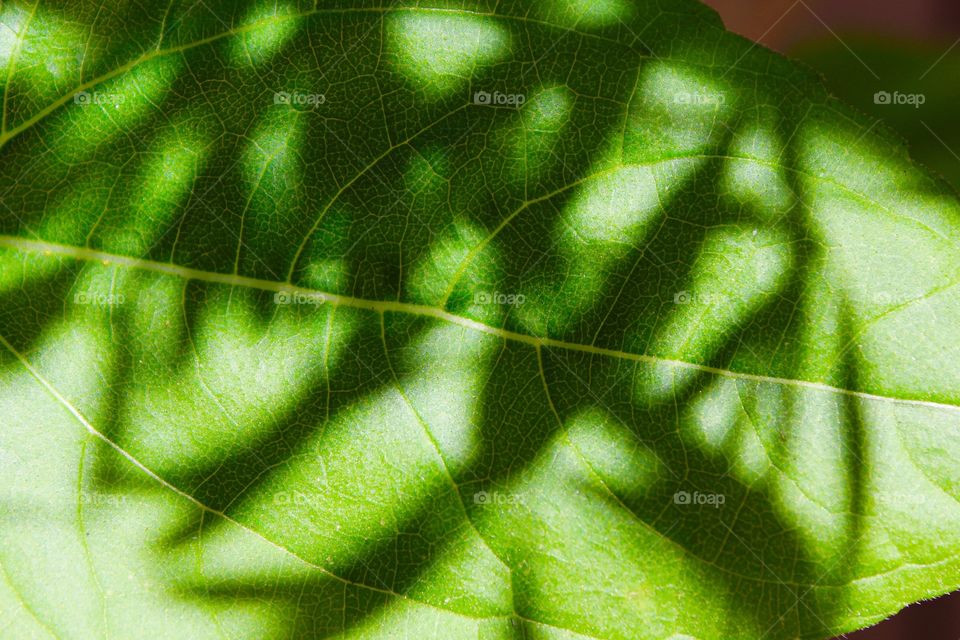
[387,10,510,99]
[0,2,959,640]
[230,2,302,67]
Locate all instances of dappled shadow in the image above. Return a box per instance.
[0,1,958,639]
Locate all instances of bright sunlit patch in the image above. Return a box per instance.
[800,122,960,402]
[654,226,792,361]
[724,390,774,485]
[563,165,661,244]
[624,61,733,162]
[501,85,573,184]
[0,315,112,639]
[405,146,451,192]
[0,3,87,113]
[491,428,723,639]
[683,376,740,453]
[0,3,30,70]
[387,11,510,98]
[0,316,109,506]
[408,218,498,311]
[881,403,960,549]
[121,287,355,474]
[69,262,130,316]
[0,311,284,638]
[547,0,634,28]
[243,107,303,182]
[772,385,854,567]
[302,259,347,292]
[516,163,666,336]
[0,249,63,293]
[523,85,571,132]
[229,2,301,67]
[634,360,699,405]
[242,106,304,238]
[721,124,793,220]
[50,55,180,160]
[100,126,206,255]
[401,323,497,474]
[566,408,662,497]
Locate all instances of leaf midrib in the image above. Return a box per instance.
[2,234,956,413]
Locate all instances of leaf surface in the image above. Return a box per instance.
[1,2,959,639]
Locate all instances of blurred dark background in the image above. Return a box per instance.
[703,0,960,192]
[700,1,960,638]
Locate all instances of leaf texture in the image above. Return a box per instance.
[0,1,959,639]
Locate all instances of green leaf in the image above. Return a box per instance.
[1,1,958,639]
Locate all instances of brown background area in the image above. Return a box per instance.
[702,0,960,52]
